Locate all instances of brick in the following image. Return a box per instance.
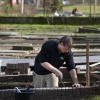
[53,89,58,96]
[0,86,97,100]
[80,86,86,97]
[47,88,54,96]
[61,87,67,96]
[67,88,73,99]
[60,96,67,99]
[0,98,4,100]
[11,91,15,97]
[33,95,41,100]
[45,88,53,96]
[33,88,43,96]
[72,87,78,95]
[72,87,81,99]
[56,95,63,99]
[1,90,5,98]
[4,91,8,97]
[42,88,48,96]
[4,98,12,100]
[44,96,52,99]
[53,88,60,96]
[7,90,15,97]
[64,87,69,95]
[83,86,92,99]
[72,87,80,96]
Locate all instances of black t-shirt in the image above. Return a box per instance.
[33,40,75,75]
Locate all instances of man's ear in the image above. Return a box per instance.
[60,43,64,46]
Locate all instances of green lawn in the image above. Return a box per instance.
[63,5,100,14]
[81,95,100,100]
[35,4,100,17]
[0,24,100,35]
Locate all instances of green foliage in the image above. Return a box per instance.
[2,0,13,15]
[51,0,63,12]
[81,95,100,100]
[0,24,76,35]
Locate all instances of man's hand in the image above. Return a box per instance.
[41,62,63,79]
[55,70,63,80]
[72,83,83,87]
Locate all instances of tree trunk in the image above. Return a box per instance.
[9,0,13,7]
[16,0,19,4]
[34,0,37,5]
[36,0,41,9]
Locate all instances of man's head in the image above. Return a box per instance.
[75,8,78,11]
[58,35,73,53]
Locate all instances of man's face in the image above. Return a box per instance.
[59,43,70,53]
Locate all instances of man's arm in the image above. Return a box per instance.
[41,62,63,79]
[69,69,81,87]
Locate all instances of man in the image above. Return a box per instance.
[33,35,81,88]
[72,8,78,15]
[54,10,59,17]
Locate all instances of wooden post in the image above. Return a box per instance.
[94,0,97,14]
[86,43,90,86]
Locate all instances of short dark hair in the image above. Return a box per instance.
[58,35,73,48]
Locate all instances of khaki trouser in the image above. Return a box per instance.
[32,71,58,88]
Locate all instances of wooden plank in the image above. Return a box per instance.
[73,43,100,46]
[89,62,100,67]
[24,54,37,58]
[12,46,34,50]
[72,49,100,52]
[0,53,25,56]
[8,35,47,40]
[0,50,30,59]
[0,74,33,82]
[90,66,100,71]
[0,43,33,46]
[0,50,30,54]
[73,52,100,56]
[73,49,100,56]
[86,43,90,86]
[0,55,100,68]
[90,73,100,79]
[0,43,100,48]
[0,56,15,59]
[0,38,100,45]
[0,32,18,36]
[77,71,100,74]
[0,39,45,44]
[0,53,26,59]
[74,55,100,65]
[78,27,100,33]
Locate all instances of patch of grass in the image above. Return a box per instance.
[81,95,100,100]
[63,5,100,15]
[0,24,100,35]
